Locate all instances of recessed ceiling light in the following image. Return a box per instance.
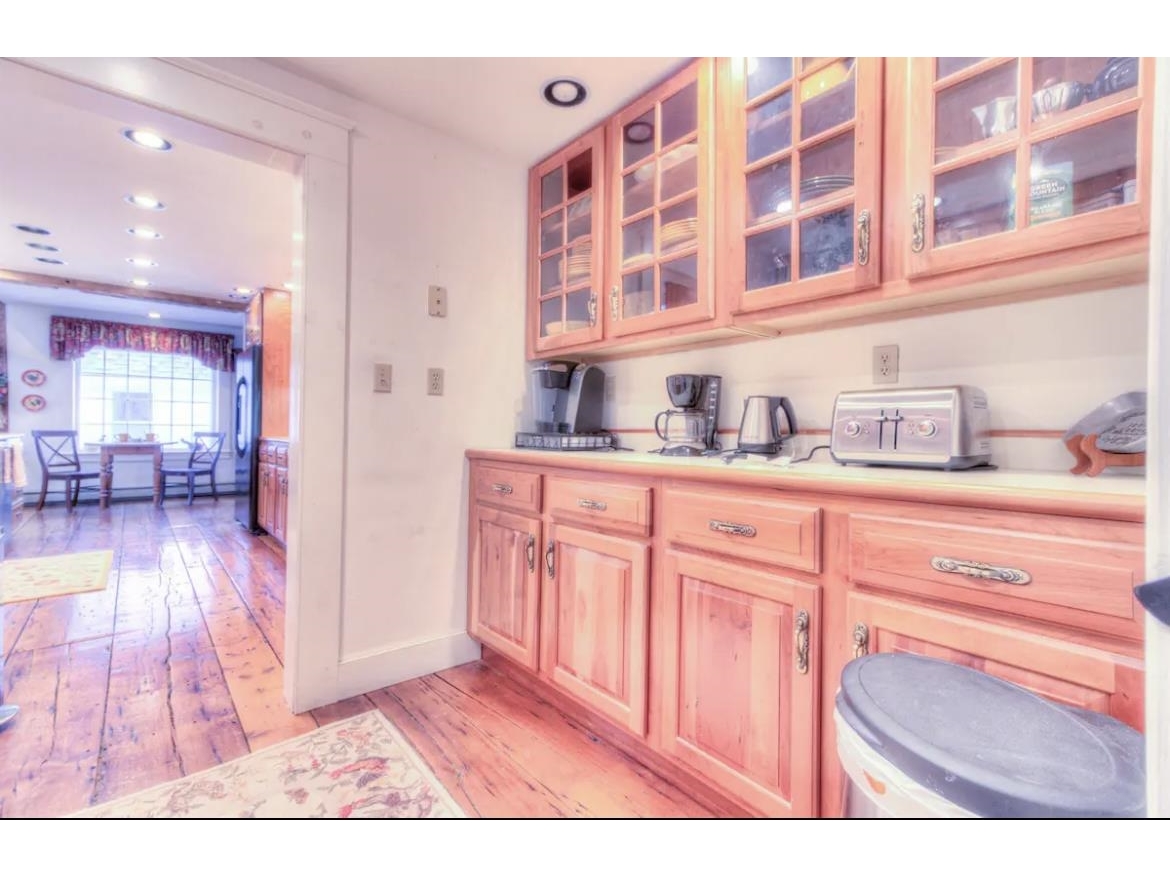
[147,311,162,320]
[125,193,166,210]
[233,286,252,295]
[542,78,588,108]
[122,129,173,151]
[14,223,51,235]
[131,278,151,288]
[126,257,158,267]
[26,242,59,252]
[127,227,162,239]
[35,256,66,265]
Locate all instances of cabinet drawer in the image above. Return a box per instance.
[472,465,542,514]
[848,513,1144,639]
[274,443,289,465]
[546,476,651,536]
[258,442,275,462]
[663,486,821,573]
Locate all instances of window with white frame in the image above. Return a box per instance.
[75,348,217,446]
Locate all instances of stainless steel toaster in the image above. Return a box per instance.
[829,386,992,470]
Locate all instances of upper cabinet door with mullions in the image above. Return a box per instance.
[528,126,606,357]
[907,57,1153,278]
[723,57,883,313]
[607,59,716,337]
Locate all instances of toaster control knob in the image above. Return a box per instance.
[843,420,862,438]
[916,419,938,438]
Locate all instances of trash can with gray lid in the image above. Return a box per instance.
[834,653,1145,818]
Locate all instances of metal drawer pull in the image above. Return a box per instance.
[852,622,869,659]
[795,610,810,675]
[525,534,535,573]
[545,539,556,578]
[930,556,1032,585]
[856,209,871,266]
[577,498,608,511]
[491,483,514,495]
[709,520,757,538]
[911,193,926,253]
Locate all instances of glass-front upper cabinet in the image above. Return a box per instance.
[721,57,883,313]
[528,125,606,355]
[606,59,716,337]
[907,57,1152,277]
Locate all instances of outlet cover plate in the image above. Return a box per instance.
[873,344,899,384]
[428,285,447,317]
[374,362,392,393]
[427,367,444,396]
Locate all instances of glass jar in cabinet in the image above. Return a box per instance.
[528,125,606,356]
[606,59,717,337]
[906,57,1153,278]
[721,57,883,313]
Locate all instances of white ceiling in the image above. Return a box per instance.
[267,57,688,162]
[0,60,297,308]
[0,280,243,329]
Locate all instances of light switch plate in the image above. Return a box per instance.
[427,367,444,396]
[428,285,447,317]
[374,362,392,393]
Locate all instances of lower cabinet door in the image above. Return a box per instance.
[469,505,542,670]
[541,523,650,736]
[257,463,272,532]
[846,592,1144,731]
[659,551,821,817]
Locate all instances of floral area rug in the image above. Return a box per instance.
[74,710,464,818]
[0,550,113,605]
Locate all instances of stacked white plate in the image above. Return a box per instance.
[661,217,698,251]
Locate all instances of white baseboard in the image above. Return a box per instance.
[335,631,482,702]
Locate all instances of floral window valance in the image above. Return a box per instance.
[50,316,236,372]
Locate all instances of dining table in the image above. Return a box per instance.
[95,441,167,508]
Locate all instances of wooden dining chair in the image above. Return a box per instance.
[30,430,102,512]
[159,432,225,505]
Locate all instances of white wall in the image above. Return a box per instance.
[203,59,528,682]
[4,299,242,500]
[601,284,1148,472]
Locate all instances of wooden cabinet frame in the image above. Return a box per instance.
[469,504,542,669]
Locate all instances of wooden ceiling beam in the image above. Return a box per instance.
[0,268,249,313]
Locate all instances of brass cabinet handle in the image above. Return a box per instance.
[709,519,757,538]
[577,498,607,512]
[852,622,870,659]
[545,539,556,578]
[525,534,536,573]
[795,610,810,675]
[931,556,1032,585]
[856,209,871,266]
[911,194,926,253]
[587,291,598,326]
[610,285,620,320]
[491,483,513,496]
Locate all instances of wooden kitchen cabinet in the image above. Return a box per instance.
[845,592,1144,732]
[528,126,607,356]
[658,550,821,817]
[904,57,1153,279]
[258,439,289,547]
[469,504,542,670]
[257,460,272,532]
[721,57,884,312]
[540,522,650,735]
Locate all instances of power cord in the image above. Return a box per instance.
[788,443,831,464]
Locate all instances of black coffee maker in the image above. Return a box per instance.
[516,360,614,450]
[654,374,722,456]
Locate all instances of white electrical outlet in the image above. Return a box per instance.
[873,344,899,384]
[427,367,444,396]
[427,285,447,317]
[373,362,392,393]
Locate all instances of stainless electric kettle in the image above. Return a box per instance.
[737,396,797,454]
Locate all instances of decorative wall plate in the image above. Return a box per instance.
[21,368,47,387]
[21,394,46,412]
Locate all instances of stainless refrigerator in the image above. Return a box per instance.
[234,346,262,532]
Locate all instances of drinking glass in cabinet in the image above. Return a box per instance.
[661,80,698,146]
[1030,112,1138,222]
[746,224,792,290]
[623,108,655,168]
[933,152,1015,245]
[622,267,654,318]
[799,206,854,279]
[747,90,793,163]
[660,141,698,202]
[541,166,563,211]
[934,60,1018,161]
[799,132,854,207]
[747,57,794,101]
[800,59,855,140]
[660,198,698,256]
[540,211,563,254]
[661,254,698,310]
[746,159,793,225]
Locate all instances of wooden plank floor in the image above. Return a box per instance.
[0,500,714,817]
